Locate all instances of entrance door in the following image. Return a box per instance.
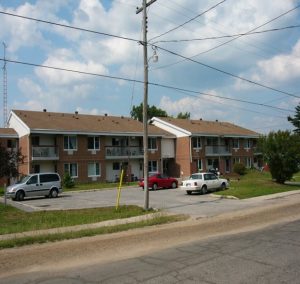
[225,158,230,173]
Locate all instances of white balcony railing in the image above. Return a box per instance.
[32,146,59,160]
[205,145,231,156]
[105,146,143,158]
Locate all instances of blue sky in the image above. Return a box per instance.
[1,0,300,133]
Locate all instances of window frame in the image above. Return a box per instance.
[88,136,100,150]
[233,138,239,149]
[64,135,77,150]
[192,137,202,149]
[148,160,158,172]
[64,163,78,178]
[148,137,157,150]
[88,162,101,177]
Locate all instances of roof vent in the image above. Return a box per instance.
[43,109,47,112]
[216,119,218,122]
[75,111,78,115]
[105,113,108,116]
[200,118,202,121]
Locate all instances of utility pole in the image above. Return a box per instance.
[2,42,7,127]
[136,0,157,210]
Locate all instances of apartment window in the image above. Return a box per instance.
[88,136,100,150]
[244,139,252,149]
[233,157,240,164]
[148,138,157,150]
[192,137,202,149]
[64,163,78,177]
[7,139,16,148]
[113,162,120,170]
[245,157,252,168]
[148,160,158,172]
[32,136,39,146]
[88,162,100,177]
[195,159,202,171]
[64,135,77,150]
[233,138,239,149]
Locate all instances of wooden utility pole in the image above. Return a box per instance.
[136,0,157,210]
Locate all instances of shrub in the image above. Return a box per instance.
[233,163,246,176]
[63,172,75,188]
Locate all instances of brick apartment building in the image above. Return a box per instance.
[0,109,262,185]
[5,109,175,184]
[150,117,262,178]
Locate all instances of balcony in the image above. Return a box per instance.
[105,146,143,159]
[32,146,59,160]
[205,145,231,156]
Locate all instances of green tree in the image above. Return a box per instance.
[177,112,190,119]
[288,103,300,134]
[130,103,168,122]
[63,172,75,188]
[259,130,300,183]
[0,144,24,181]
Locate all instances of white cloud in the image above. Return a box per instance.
[35,48,108,86]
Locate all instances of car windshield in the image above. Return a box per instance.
[16,175,31,184]
[190,174,202,180]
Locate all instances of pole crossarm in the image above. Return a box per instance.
[136,0,157,14]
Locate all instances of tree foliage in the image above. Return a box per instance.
[130,103,168,122]
[177,112,190,119]
[0,144,24,179]
[233,163,246,176]
[288,103,300,134]
[259,130,300,183]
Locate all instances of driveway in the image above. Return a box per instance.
[3,186,300,218]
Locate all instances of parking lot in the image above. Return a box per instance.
[2,186,289,219]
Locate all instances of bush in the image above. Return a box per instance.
[233,163,246,176]
[63,172,75,188]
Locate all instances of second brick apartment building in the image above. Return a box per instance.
[0,109,262,184]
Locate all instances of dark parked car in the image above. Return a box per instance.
[138,173,178,190]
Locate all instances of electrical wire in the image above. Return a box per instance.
[152,3,300,70]
[154,24,300,44]
[0,57,294,114]
[149,0,227,42]
[0,11,139,43]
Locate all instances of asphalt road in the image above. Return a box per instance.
[2,217,300,283]
[5,186,300,218]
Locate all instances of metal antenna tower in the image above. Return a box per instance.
[2,42,7,127]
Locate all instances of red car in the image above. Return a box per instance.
[138,173,178,190]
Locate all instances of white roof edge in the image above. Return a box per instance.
[9,110,30,133]
[150,117,191,137]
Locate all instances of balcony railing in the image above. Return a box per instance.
[105,146,143,158]
[32,146,59,160]
[205,145,231,156]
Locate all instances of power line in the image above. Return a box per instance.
[149,0,227,42]
[0,57,292,114]
[0,11,139,43]
[0,8,298,107]
[152,3,300,70]
[155,44,300,100]
[154,24,300,44]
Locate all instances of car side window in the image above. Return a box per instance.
[204,174,209,181]
[210,174,217,180]
[27,175,38,185]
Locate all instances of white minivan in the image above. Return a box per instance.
[6,173,62,201]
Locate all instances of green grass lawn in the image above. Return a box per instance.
[216,170,300,199]
[0,204,152,235]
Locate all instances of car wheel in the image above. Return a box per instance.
[50,188,58,198]
[16,190,25,201]
[201,185,207,195]
[152,183,158,191]
[220,182,226,191]
[186,191,192,195]
[171,181,177,189]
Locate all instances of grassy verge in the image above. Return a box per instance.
[0,214,185,250]
[215,170,300,199]
[0,204,153,235]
